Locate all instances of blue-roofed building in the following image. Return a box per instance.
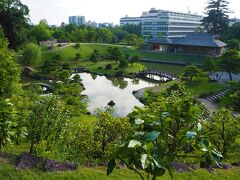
[147,34,227,56]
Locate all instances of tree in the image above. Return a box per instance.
[0,0,29,48]
[227,39,240,50]
[75,52,81,61]
[182,65,203,84]
[217,49,240,81]
[30,20,52,42]
[203,56,217,73]
[130,55,140,66]
[0,29,21,98]
[27,96,69,153]
[119,59,128,68]
[22,43,41,66]
[107,87,222,179]
[202,0,231,34]
[94,112,132,159]
[109,47,123,64]
[90,52,98,64]
[206,108,240,157]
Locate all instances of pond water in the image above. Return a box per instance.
[74,73,157,117]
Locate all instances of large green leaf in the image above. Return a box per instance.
[107,159,116,176]
[144,131,160,141]
[135,118,144,125]
[141,154,149,169]
[186,131,197,139]
[128,140,142,148]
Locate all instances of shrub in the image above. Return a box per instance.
[105,64,112,70]
[22,43,41,66]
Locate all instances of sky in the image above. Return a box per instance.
[21,0,240,26]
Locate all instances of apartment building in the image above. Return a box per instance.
[69,16,86,26]
[120,8,203,38]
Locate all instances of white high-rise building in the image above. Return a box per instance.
[69,16,86,26]
[120,8,203,38]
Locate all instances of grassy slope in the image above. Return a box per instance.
[41,44,204,66]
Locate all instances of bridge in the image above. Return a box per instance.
[138,69,176,81]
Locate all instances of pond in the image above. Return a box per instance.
[74,73,157,117]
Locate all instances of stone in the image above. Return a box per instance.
[44,159,77,172]
[16,152,43,170]
[172,162,190,173]
[108,100,116,107]
[212,163,232,170]
[232,162,240,167]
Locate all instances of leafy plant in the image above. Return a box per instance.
[107,88,222,180]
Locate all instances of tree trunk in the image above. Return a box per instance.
[189,76,193,84]
[228,72,233,81]
[30,142,34,154]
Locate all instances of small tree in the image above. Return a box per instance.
[27,96,69,153]
[217,49,240,81]
[203,56,217,74]
[227,39,240,50]
[206,108,240,157]
[182,65,203,84]
[22,43,42,66]
[130,55,140,66]
[119,59,128,69]
[74,43,80,49]
[75,52,81,61]
[90,53,98,64]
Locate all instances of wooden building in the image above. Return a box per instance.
[147,34,227,56]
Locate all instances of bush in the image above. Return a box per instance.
[74,43,80,49]
[105,64,112,70]
[115,71,123,77]
[22,43,41,66]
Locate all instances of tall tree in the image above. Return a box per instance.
[218,49,240,81]
[30,20,52,42]
[202,0,231,34]
[0,0,29,48]
[22,43,42,66]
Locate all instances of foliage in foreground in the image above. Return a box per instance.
[108,87,222,180]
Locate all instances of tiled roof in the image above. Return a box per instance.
[172,34,227,47]
[147,34,227,47]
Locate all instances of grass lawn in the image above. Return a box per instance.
[122,48,205,65]
[79,60,144,76]
[1,158,240,180]
[185,77,228,96]
[41,44,205,67]
[140,62,186,76]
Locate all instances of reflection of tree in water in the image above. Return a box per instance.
[90,73,97,80]
[110,77,128,89]
[131,78,140,85]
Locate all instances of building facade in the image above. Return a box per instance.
[120,8,203,38]
[120,16,142,26]
[69,16,86,26]
[147,34,227,56]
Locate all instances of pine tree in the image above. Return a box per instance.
[202,0,231,34]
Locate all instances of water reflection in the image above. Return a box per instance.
[76,73,156,117]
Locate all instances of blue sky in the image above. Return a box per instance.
[21,0,240,25]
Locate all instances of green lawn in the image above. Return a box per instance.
[1,158,240,180]
[140,62,186,76]
[79,60,144,76]
[186,77,228,96]
[122,48,204,65]
[41,44,204,67]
